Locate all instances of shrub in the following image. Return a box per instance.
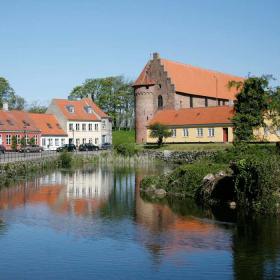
[58,151,73,168]
[114,143,139,157]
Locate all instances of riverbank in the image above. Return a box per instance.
[141,144,280,214]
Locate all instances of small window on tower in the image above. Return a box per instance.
[158,95,163,109]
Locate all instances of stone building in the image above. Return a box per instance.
[133,53,244,143]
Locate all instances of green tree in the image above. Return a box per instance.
[28,101,47,113]
[68,76,134,130]
[0,77,26,110]
[148,123,172,147]
[29,137,35,145]
[229,76,270,142]
[11,136,17,151]
[20,136,27,147]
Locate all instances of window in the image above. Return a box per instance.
[190,96,193,108]
[82,123,86,131]
[22,120,30,126]
[171,129,176,138]
[6,135,11,145]
[197,128,203,137]
[69,123,74,131]
[95,138,99,145]
[158,95,163,109]
[47,123,52,129]
[82,138,86,144]
[56,123,62,129]
[7,119,14,126]
[95,124,98,131]
[48,138,53,146]
[61,139,65,146]
[16,135,21,144]
[88,124,93,131]
[208,128,215,137]
[183,128,189,137]
[0,135,2,145]
[34,135,38,145]
[102,120,106,129]
[76,123,80,131]
[218,100,221,106]
[55,138,59,146]
[223,100,226,105]
[205,98,208,107]
[66,105,75,113]
[42,138,46,146]
[25,135,29,144]
[89,138,92,144]
[76,138,80,146]
[84,106,93,114]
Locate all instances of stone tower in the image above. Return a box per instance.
[133,53,176,143]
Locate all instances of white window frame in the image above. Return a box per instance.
[171,129,176,138]
[183,128,189,137]
[197,128,203,137]
[88,124,93,131]
[6,134,11,145]
[208,128,215,137]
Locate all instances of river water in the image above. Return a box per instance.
[0,164,279,280]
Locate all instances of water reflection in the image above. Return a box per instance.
[0,165,279,279]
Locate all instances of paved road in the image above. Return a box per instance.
[0,150,101,164]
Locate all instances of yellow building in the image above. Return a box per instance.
[147,106,235,143]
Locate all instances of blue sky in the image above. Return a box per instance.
[0,0,279,105]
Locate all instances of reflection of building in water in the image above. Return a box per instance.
[64,168,113,200]
[0,167,114,217]
[134,172,231,262]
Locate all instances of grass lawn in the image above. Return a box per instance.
[112,130,135,146]
[112,130,233,151]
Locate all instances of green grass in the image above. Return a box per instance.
[112,130,135,146]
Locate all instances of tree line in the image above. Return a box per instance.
[68,76,134,130]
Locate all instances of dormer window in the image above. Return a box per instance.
[66,105,75,113]
[84,106,93,114]
[47,123,52,129]
[22,120,30,126]
[7,119,14,126]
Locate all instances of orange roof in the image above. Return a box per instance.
[134,63,156,87]
[0,110,40,132]
[52,98,109,121]
[161,59,244,100]
[29,113,67,136]
[149,106,234,126]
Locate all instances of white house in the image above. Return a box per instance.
[47,98,112,147]
[29,113,68,150]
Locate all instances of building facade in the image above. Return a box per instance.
[133,53,244,143]
[29,113,68,150]
[47,98,112,147]
[0,109,41,150]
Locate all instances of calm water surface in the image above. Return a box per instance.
[0,164,279,280]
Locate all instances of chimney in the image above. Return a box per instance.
[3,102,8,111]
[153,52,160,59]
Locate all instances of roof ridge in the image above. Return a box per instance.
[161,58,244,79]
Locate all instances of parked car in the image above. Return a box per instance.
[56,144,76,152]
[101,142,112,150]
[78,143,99,151]
[0,145,6,154]
[19,145,44,153]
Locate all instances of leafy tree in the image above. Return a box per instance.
[29,137,35,145]
[20,136,27,147]
[69,76,134,130]
[28,101,47,113]
[0,77,26,110]
[11,136,17,151]
[148,123,172,147]
[229,76,270,142]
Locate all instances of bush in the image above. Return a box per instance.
[59,151,73,168]
[114,143,140,157]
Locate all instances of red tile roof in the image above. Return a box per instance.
[161,59,244,100]
[29,113,67,136]
[149,106,234,126]
[134,63,156,87]
[52,98,109,121]
[0,110,40,132]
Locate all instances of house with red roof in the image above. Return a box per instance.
[0,107,41,150]
[133,53,244,143]
[29,113,68,150]
[47,97,112,147]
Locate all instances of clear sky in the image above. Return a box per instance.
[0,0,279,105]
